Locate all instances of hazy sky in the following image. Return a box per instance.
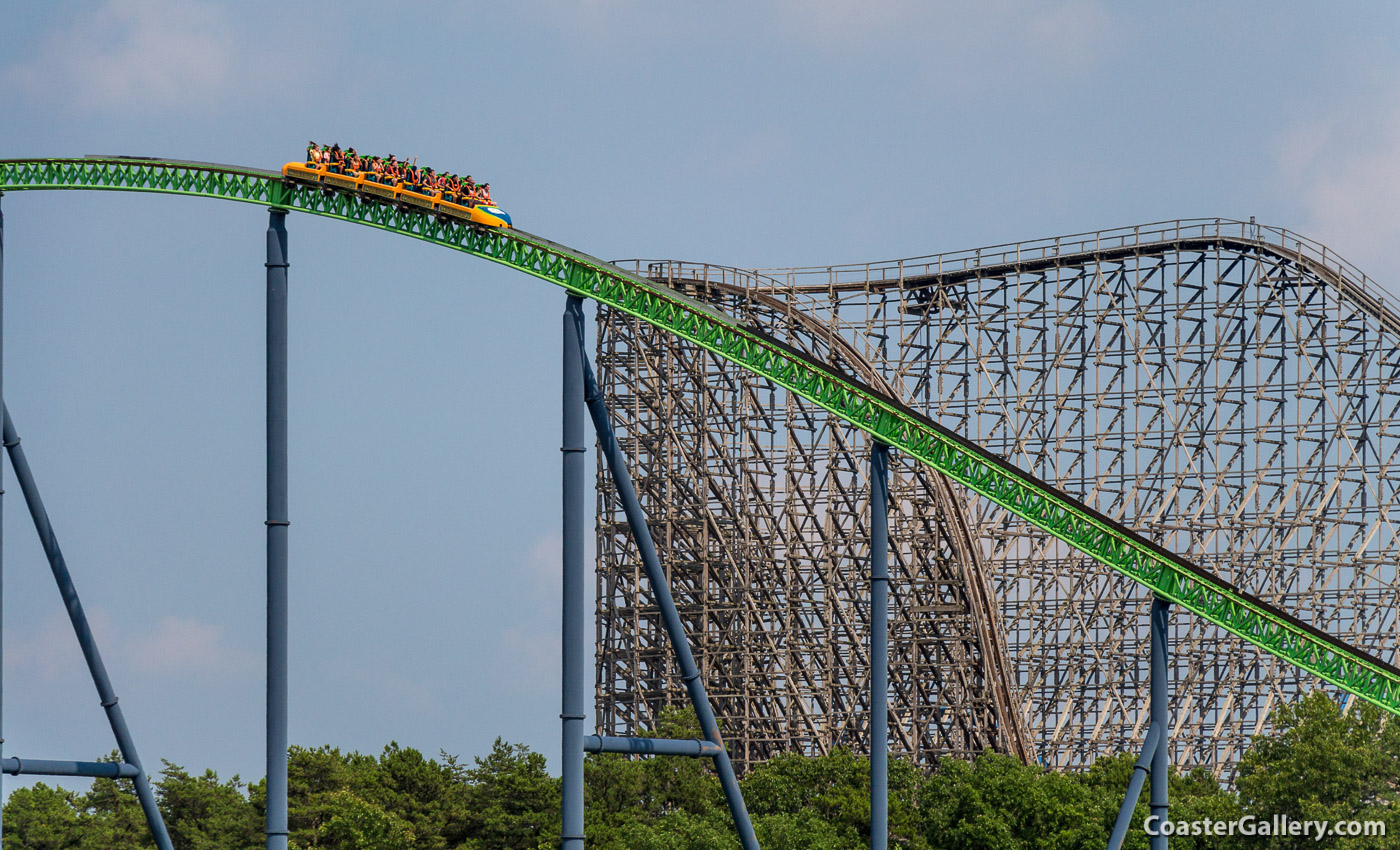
[2,0,1399,794]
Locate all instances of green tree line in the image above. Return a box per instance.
[3,692,1395,849]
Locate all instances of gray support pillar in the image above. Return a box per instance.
[1149,596,1171,850]
[0,194,5,843]
[869,442,889,850]
[577,351,759,850]
[1,406,173,850]
[561,296,586,849]
[265,210,290,850]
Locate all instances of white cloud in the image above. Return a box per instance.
[9,606,254,688]
[770,0,925,44]
[510,529,595,594]
[499,531,562,679]
[1025,0,1115,74]
[489,529,597,687]
[495,626,557,681]
[513,0,684,43]
[520,531,563,596]
[704,126,794,179]
[772,0,1117,77]
[520,0,1116,87]
[1272,85,1400,286]
[124,615,256,677]
[9,608,116,681]
[1,0,296,112]
[339,658,443,715]
[11,604,251,677]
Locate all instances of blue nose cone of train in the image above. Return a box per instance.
[479,205,512,226]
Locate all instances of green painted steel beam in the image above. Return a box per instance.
[4,156,1397,717]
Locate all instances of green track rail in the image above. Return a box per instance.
[4,156,1397,717]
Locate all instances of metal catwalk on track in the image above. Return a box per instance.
[602,219,1400,777]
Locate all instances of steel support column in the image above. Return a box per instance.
[870,442,889,850]
[0,194,5,843]
[265,209,290,850]
[578,347,759,850]
[1,406,173,850]
[1150,596,1170,850]
[561,296,586,850]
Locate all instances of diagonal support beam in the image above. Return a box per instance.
[1106,722,1161,850]
[1,405,173,850]
[1149,596,1170,850]
[577,331,760,850]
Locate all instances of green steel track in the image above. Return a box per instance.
[4,156,1397,718]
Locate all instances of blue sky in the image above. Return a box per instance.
[2,1,1399,792]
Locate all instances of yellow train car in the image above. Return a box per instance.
[281,162,513,229]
